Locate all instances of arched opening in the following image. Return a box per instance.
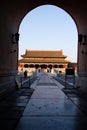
[19,5,78,61]
[18,4,78,76]
[0,1,87,130]
[41,64,47,69]
[30,64,34,68]
[24,64,29,68]
[0,0,87,96]
[54,65,58,68]
[35,64,40,69]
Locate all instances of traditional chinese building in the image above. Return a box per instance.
[18,49,70,75]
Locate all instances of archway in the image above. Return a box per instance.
[0,1,87,95]
[19,5,78,62]
[19,4,78,77]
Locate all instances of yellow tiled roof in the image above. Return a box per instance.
[21,49,67,58]
[19,58,69,63]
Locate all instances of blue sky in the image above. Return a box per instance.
[19,5,78,62]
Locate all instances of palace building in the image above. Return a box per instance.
[18,49,70,75]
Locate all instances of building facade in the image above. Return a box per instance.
[18,49,70,76]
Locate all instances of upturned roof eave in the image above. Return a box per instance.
[21,56,67,58]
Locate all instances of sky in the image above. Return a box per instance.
[19,5,78,62]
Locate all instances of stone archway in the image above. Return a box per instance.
[0,0,87,94]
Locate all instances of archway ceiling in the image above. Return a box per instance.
[1,0,87,32]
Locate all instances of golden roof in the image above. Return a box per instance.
[21,49,67,58]
[19,58,69,63]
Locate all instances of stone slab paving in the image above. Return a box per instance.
[16,73,87,130]
[0,85,34,130]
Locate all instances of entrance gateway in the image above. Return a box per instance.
[0,1,87,95]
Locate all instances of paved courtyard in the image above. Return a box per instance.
[15,73,87,130]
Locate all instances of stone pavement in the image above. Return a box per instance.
[15,73,87,130]
[0,75,38,130]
